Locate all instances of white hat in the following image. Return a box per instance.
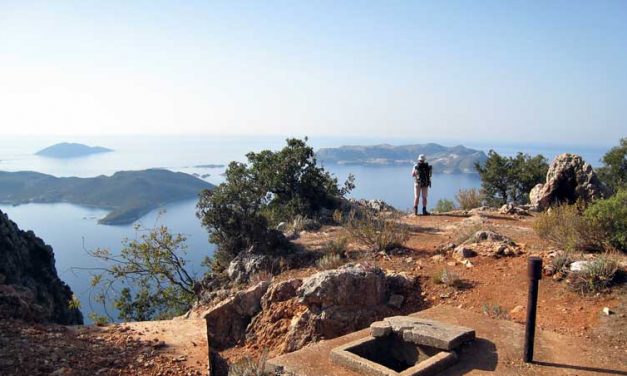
[418,154,425,162]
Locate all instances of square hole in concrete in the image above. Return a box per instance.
[331,335,457,376]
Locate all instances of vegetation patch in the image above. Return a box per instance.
[567,255,619,294]
[455,188,484,210]
[432,268,464,289]
[345,210,409,252]
[434,199,455,212]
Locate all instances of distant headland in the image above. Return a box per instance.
[35,142,113,158]
[315,143,488,173]
[0,169,214,225]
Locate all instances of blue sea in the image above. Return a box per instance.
[0,135,610,321]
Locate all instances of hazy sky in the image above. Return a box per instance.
[1,1,625,144]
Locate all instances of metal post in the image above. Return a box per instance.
[524,256,542,363]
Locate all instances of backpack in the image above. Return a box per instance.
[414,162,432,187]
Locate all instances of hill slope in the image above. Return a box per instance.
[35,142,113,158]
[316,143,487,173]
[0,169,214,225]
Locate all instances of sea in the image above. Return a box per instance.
[0,135,610,322]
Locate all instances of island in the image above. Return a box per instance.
[0,169,214,225]
[315,143,488,173]
[193,164,225,168]
[35,143,113,158]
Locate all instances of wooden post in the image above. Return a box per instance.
[524,256,542,363]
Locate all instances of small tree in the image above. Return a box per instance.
[597,138,626,193]
[475,150,548,205]
[197,138,354,271]
[88,224,200,322]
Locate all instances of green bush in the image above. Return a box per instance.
[197,138,354,270]
[455,188,484,210]
[434,199,455,213]
[533,203,603,252]
[345,210,409,252]
[584,189,627,252]
[597,138,626,193]
[475,151,548,205]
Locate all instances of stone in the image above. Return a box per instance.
[226,250,274,284]
[530,154,609,210]
[602,307,613,315]
[431,255,445,263]
[369,321,392,337]
[387,294,404,309]
[462,260,474,268]
[202,281,270,349]
[454,246,477,259]
[282,264,419,353]
[570,260,593,272]
[371,316,475,350]
[260,278,302,310]
[510,305,524,314]
[499,203,529,215]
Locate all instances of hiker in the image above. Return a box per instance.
[412,154,432,215]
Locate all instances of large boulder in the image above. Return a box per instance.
[0,210,83,325]
[530,154,608,210]
[203,281,270,349]
[283,264,419,352]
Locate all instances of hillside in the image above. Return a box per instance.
[316,143,487,173]
[35,142,113,158]
[0,169,214,225]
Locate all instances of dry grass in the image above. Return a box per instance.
[482,303,509,320]
[534,203,603,252]
[456,188,484,210]
[228,350,269,376]
[432,268,464,289]
[345,210,409,252]
[568,254,620,294]
[316,253,345,270]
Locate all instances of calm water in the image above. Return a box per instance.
[0,135,609,321]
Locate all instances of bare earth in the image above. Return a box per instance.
[1,212,625,375]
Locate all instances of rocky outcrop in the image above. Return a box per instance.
[282,264,419,352]
[0,210,83,324]
[226,249,275,284]
[202,281,270,349]
[530,154,608,210]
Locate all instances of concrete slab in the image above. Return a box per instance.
[266,305,627,375]
[372,316,475,350]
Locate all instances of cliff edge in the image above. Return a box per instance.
[0,210,83,324]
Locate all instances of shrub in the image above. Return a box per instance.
[550,251,574,275]
[289,215,322,233]
[434,199,455,213]
[316,253,345,270]
[482,303,509,320]
[324,237,349,256]
[533,203,603,252]
[345,210,409,252]
[584,189,627,252]
[568,255,619,294]
[475,150,548,205]
[197,138,354,269]
[228,350,269,376]
[455,189,484,210]
[597,138,626,193]
[432,268,463,289]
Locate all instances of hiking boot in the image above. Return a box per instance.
[413,206,418,216]
[422,207,430,216]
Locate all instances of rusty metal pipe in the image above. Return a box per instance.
[524,256,542,363]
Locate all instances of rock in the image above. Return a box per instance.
[202,281,270,349]
[226,249,274,284]
[499,203,529,216]
[387,294,404,309]
[371,316,475,350]
[404,257,413,264]
[260,279,302,310]
[283,264,419,352]
[454,246,477,259]
[436,242,456,254]
[0,210,83,324]
[570,260,593,272]
[602,307,613,315]
[530,154,609,210]
[462,260,474,268]
[510,305,524,314]
[431,255,445,263]
[370,321,392,337]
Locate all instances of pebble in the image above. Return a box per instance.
[602,307,613,315]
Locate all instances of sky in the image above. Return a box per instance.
[0,1,626,145]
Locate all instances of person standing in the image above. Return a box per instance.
[412,154,432,215]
